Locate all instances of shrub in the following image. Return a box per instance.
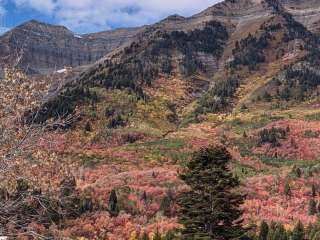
[258,127,288,147]
[304,130,320,139]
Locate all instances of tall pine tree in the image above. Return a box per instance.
[108,188,119,217]
[259,221,269,240]
[178,146,245,239]
[292,221,304,240]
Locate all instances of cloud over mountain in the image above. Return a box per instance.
[11,0,221,32]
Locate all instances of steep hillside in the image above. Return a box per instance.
[281,0,320,33]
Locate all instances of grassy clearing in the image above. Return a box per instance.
[259,155,320,168]
[225,113,285,134]
[124,138,190,165]
[231,160,264,179]
[305,112,320,121]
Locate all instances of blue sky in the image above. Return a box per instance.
[0,0,221,34]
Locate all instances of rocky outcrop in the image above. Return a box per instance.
[0,20,143,74]
[280,0,320,33]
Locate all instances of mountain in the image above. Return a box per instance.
[0,20,144,74]
[3,0,320,239]
[23,0,319,124]
[2,0,320,75]
[281,0,320,33]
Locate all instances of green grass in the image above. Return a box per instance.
[80,154,104,167]
[305,112,320,121]
[259,155,320,168]
[125,138,190,165]
[232,161,263,179]
[227,114,285,134]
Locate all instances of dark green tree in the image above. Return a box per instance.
[141,232,149,240]
[154,228,162,240]
[312,184,317,198]
[272,223,288,240]
[16,178,29,192]
[85,121,92,132]
[160,189,175,217]
[292,165,302,178]
[284,181,291,198]
[108,189,119,217]
[309,199,317,216]
[178,146,245,240]
[160,195,173,217]
[292,221,304,240]
[259,221,269,240]
[164,231,176,240]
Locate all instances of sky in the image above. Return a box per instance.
[0,0,222,34]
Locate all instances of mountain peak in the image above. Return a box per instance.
[161,14,185,22]
[15,19,72,34]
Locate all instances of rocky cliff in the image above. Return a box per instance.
[0,20,144,74]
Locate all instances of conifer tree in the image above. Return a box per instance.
[178,146,245,239]
[309,198,317,216]
[108,189,119,217]
[164,231,176,240]
[141,232,149,240]
[273,223,287,240]
[292,221,304,240]
[153,229,162,240]
[267,221,277,240]
[85,121,92,132]
[284,181,291,198]
[160,194,173,217]
[312,184,317,198]
[292,165,302,178]
[259,221,269,240]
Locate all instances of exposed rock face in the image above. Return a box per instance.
[2,0,320,75]
[280,0,320,33]
[0,20,144,74]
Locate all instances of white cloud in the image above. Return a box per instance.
[12,0,222,33]
[14,0,55,13]
[0,26,9,35]
[0,0,6,17]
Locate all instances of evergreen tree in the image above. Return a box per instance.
[85,121,92,132]
[267,222,277,240]
[141,191,148,204]
[178,146,245,240]
[141,232,149,240]
[292,221,304,240]
[309,199,317,216]
[164,231,176,240]
[293,166,302,178]
[284,181,291,198]
[154,229,162,240]
[108,189,119,217]
[259,221,269,240]
[273,223,287,240]
[160,188,174,217]
[160,194,173,217]
[312,184,317,197]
